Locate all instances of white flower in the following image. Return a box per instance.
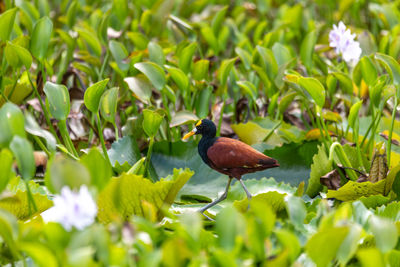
[41,185,97,231]
[329,21,362,63]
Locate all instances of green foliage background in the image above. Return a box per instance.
[1,0,400,266]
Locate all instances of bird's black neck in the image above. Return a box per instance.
[198,135,218,166]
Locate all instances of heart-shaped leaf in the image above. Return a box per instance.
[43,82,70,121]
[143,109,164,138]
[100,87,119,124]
[84,78,109,113]
[134,62,166,91]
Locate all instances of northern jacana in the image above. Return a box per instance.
[183,119,279,219]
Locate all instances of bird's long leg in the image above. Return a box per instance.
[239,179,252,200]
[199,177,233,218]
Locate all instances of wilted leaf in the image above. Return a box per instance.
[320,169,341,190]
[326,179,386,201]
[369,143,388,183]
[97,168,193,223]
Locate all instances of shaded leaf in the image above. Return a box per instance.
[10,136,35,180]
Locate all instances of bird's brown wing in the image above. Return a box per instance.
[206,137,277,169]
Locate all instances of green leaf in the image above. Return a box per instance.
[360,56,378,86]
[45,155,90,193]
[384,164,400,195]
[215,205,245,251]
[124,75,152,104]
[192,59,209,81]
[100,87,119,124]
[148,41,165,66]
[306,145,332,197]
[326,179,386,201]
[348,100,363,130]
[218,58,236,86]
[19,242,58,267]
[66,0,79,28]
[1,177,52,220]
[80,148,112,191]
[43,82,70,121]
[272,43,292,67]
[30,16,53,61]
[201,26,219,54]
[0,149,14,193]
[195,86,212,118]
[211,6,228,35]
[107,136,141,173]
[237,81,257,101]
[286,196,306,230]
[356,248,384,267]
[235,47,252,70]
[5,41,32,69]
[0,8,17,41]
[170,111,198,127]
[24,112,56,152]
[10,136,35,180]
[0,209,19,258]
[305,226,349,267]
[0,103,26,148]
[331,72,353,95]
[142,109,164,138]
[179,42,197,74]
[278,91,297,115]
[127,32,149,50]
[375,53,400,97]
[276,229,301,263]
[77,28,102,57]
[369,215,398,252]
[231,121,269,145]
[109,40,129,72]
[336,224,362,265]
[165,65,189,92]
[134,62,166,91]
[298,77,325,108]
[97,168,193,223]
[84,79,109,113]
[300,30,317,71]
[370,75,387,108]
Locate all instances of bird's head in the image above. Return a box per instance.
[183,119,216,140]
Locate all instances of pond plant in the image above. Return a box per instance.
[1,0,400,266]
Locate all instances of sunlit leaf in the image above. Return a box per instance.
[134,62,166,91]
[0,177,52,220]
[142,109,164,138]
[124,75,152,104]
[84,79,109,113]
[97,168,193,223]
[0,149,14,193]
[0,8,18,41]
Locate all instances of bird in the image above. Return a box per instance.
[183,119,279,220]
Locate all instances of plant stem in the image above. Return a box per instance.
[99,49,110,80]
[354,119,365,171]
[27,72,61,143]
[114,123,119,141]
[32,135,51,157]
[217,97,226,136]
[58,119,79,157]
[144,137,155,181]
[96,113,111,164]
[329,142,358,181]
[263,120,282,143]
[387,97,398,167]
[25,180,38,216]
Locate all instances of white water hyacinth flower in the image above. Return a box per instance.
[41,185,97,231]
[329,21,362,63]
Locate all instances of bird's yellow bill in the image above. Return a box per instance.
[182,128,197,140]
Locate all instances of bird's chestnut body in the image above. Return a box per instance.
[183,119,279,219]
